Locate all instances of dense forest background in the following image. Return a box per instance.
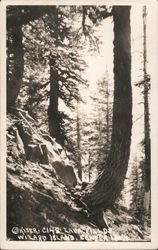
[5,5,152,241]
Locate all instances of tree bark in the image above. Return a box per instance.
[106,78,110,145]
[142,6,151,219]
[7,26,24,108]
[6,6,56,108]
[48,57,62,145]
[81,6,132,213]
[77,96,82,180]
[47,7,63,145]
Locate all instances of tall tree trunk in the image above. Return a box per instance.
[88,150,92,182]
[6,7,56,109]
[76,96,82,180]
[106,78,110,145]
[7,26,24,108]
[48,7,62,145]
[142,6,151,220]
[48,57,61,144]
[81,7,132,216]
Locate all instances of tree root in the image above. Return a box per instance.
[88,209,109,231]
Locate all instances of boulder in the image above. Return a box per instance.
[12,127,26,165]
[53,161,77,188]
[26,144,42,162]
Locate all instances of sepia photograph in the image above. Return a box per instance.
[0,0,158,249]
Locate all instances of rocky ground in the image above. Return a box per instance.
[7,111,150,241]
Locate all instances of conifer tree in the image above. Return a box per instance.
[81,7,132,227]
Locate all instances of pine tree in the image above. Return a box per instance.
[129,157,144,222]
[134,6,151,225]
[76,93,82,181]
[142,6,150,221]
[11,6,87,146]
[81,6,132,227]
[76,71,113,182]
[7,6,55,109]
[93,73,113,168]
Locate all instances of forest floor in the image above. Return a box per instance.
[6,111,151,242]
